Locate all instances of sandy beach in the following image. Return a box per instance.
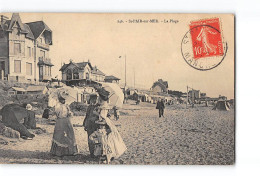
[0,100,234,165]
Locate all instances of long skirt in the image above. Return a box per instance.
[50,118,78,156]
[105,117,127,159]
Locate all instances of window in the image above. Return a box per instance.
[26,63,32,75]
[86,73,89,79]
[27,47,31,57]
[45,66,48,76]
[40,38,42,43]
[14,60,21,73]
[45,66,52,76]
[46,66,49,76]
[73,68,79,79]
[14,43,21,54]
[39,66,43,76]
[40,50,45,58]
[66,69,72,80]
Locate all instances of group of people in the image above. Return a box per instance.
[49,87,127,164]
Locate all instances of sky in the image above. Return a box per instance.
[3,13,234,99]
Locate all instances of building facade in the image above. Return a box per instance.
[60,60,106,86]
[104,75,120,84]
[188,89,201,101]
[151,79,168,93]
[0,13,53,83]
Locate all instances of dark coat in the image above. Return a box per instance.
[83,105,99,134]
[83,104,100,156]
[156,101,165,109]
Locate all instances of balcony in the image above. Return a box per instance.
[37,42,49,50]
[38,57,54,66]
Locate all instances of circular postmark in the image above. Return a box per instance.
[181,24,228,71]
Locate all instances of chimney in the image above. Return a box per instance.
[1,15,8,25]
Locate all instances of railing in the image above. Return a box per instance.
[37,42,49,50]
[38,57,53,65]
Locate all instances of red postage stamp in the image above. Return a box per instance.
[189,18,224,59]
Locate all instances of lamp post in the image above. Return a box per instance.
[124,55,127,103]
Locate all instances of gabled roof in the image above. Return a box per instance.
[26,21,52,39]
[59,61,93,71]
[91,67,105,76]
[7,13,27,33]
[1,13,52,41]
[105,75,120,80]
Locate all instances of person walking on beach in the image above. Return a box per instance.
[112,106,120,121]
[156,98,165,118]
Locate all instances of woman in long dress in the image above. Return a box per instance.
[95,88,127,161]
[50,93,78,156]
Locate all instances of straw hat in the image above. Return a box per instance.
[26,104,32,110]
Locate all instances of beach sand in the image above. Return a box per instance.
[0,100,234,164]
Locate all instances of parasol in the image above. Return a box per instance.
[48,86,77,107]
[100,82,124,109]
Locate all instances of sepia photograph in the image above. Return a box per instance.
[0,13,234,165]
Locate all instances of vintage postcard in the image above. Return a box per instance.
[0,13,234,164]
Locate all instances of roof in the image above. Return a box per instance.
[9,87,26,92]
[91,67,105,76]
[26,86,47,92]
[151,79,168,92]
[26,21,52,39]
[59,61,93,71]
[59,61,105,76]
[23,24,35,40]
[105,75,120,80]
[1,13,52,41]
[7,13,27,33]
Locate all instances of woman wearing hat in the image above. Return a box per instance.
[93,87,127,161]
[50,92,78,156]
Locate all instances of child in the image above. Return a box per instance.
[89,119,112,164]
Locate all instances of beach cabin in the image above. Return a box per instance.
[26,85,48,94]
[7,87,26,95]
